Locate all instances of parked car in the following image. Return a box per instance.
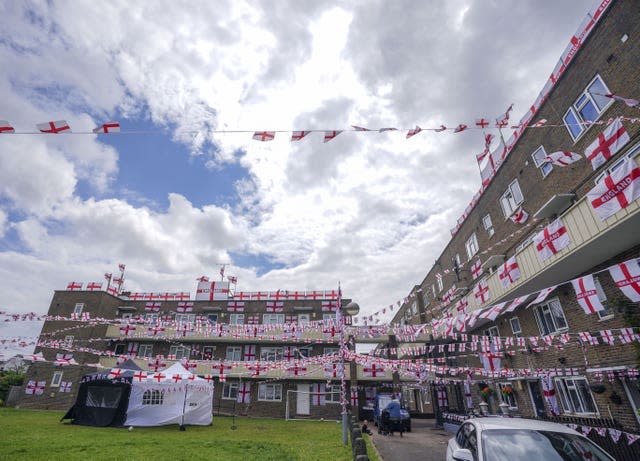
[446,417,615,461]
[373,393,411,433]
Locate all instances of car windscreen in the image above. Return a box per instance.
[481,429,614,460]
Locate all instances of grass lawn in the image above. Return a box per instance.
[0,408,378,461]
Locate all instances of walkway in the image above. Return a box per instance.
[368,418,450,461]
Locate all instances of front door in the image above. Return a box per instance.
[297,384,310,415]
[528,380,547,417]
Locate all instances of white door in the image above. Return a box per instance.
[297,384,310,415]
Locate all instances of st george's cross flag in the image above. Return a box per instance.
[571,274,605,314]
[311,383,326,406]
[608,259,640,302]
[473,279,490,304]
[471,259,482,280]
[584,117,629,170]
[323,130,342,143]
[237,382,251,403]
[252,131,275,141]
[37,120,71,133]
[291,130,310,141]
[587,159,640,221]
[510,207,529,224]
[93,121,120,133]
[533,218,570,261]
[498,255,521,287]
[406,126,422,139]
[0,120,15,133]
[196,280,229,301]
[543,151,582,167]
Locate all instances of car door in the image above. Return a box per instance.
[447,423,472,461]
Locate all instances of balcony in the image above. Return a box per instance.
[464,191,640,312]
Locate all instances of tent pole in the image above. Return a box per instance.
[180,382,188,431]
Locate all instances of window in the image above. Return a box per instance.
[593,276,613,320]
[431,284,436,298]
[258,383,282,401]
[225,346,242,361]
[411,301,417,315]
[532,145,553,178]
[326,384,341,403]
[169,345,191,360]
[500,179,524,218]
[260,347,283,361]
[482,214,494,238]
[202,346,215,360]
[64,335,74,347]
[145,313,159,323]
[465,233,479,260]
[423,293,430,307]
[323,313,335,321]
[623,378,640,424]
[263,313,284,324]
[51,371,63,387]
[455,253,462,267]
[437,276,444,293]
[142,389,164,405]
[594,141,640,184]
[222,382,239,400]
[297,347,312,358]
[484,326,500,338]
[457,423,478,459]
[207,314,218,324]
[297,313,310,324]
[497,382,517,408]
[114,343,126,355]
[121,313,133,320]
[73,303,84,315]
[554,377,598,415]
[533,298,568,335]
[563,75,612,140]
[509,317,522,335]
[175,313,195,324]
[324,347,339,356]
[229,313,244,325]
[138,344,154,358]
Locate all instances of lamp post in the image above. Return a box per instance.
[339,300,360,446]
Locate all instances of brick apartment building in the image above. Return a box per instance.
[18,286,360,421]
[389,0,640,438]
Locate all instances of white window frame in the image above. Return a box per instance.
[437,276,444,293]
[114,343,126,355]
[497,382,517,408]
[145,313,159,323]
[225,346,242,361]
[484,325,500,338]
[324,347,339,356]
[138,344,154,358]
[297,313,310,324]
[73,303,84,315]
[142,389,164,405]
[175,313,195,324]
[51,371,63,387]
[260,346,283,362]
[258,383,282,402]
[500,179,524,219]
[431,284,436,298]
[554,376,598,415]
[563,74,613,141]
[323,313,335,321]
[121,312,133,320]
[64,335,74,347]
[509,317,522,335]
[169,345,191,360]
[593,276,614,321]
[262,313,284,325]
[465,233,479,260]
[595,141,640,184]
[482,214,494,238]
[326,384,341,404]
[222,382,239,400]
[533,298,568,336]
[455,253,462,267]
[229,313,244,325]
[423,293,430,307]
[531,145,553,178]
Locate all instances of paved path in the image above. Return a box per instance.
[368,418,450,461]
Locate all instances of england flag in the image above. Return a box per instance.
[587,159,640,221]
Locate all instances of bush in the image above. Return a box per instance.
[0,371,25,402]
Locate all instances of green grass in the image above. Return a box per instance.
[0,408,364,461]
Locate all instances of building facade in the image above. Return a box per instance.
[390,0,640,448]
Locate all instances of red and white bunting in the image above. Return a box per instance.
[533,218,570,261]
[37,120,71,133]
[324,362,344,378]
[608,259,640,302]
[86,282,102,291]
[248,362,267,377]
[604,93,640,108]
[584,117,629,170]
[571,274,605,314]
[66,282,83,291]
[118,325,136,337]
[350,388,358,407]
[93,121,120,133]
[243,345,256,361]
[145,302,161,312]
[321,300,338,312]
[406,126,422,139]
[0,120,15,133]
[587,159,640,221]
[435,125,447,132]
[291,130,311,141]
[479,302,507,322]
[473,280,490,304]
[237,382,251,403]
[252,131,275,141]
[579,331,599,346]
[363,364,385,378]
[453,124,467,133]
[311,383,326,406]
[177,302,194,313]
[600,330,615,345]
[323,130,342,143]
[287,362,308,377]
[475,118,490,129]
[471,259,482,280]
[543,150,582,167]
[455,298,468,313]
[498,255,521,287]
[527,285,558,308]
[504,295,529,313]
[352,125,371,131]
[509,207,529,224]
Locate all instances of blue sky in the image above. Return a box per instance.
[0,0,596,358]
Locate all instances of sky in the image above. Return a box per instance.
[0,0,595,358]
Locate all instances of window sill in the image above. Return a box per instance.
[597,315,614,322]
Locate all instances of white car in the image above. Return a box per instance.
[446,417,615,461]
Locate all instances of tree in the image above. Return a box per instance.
[0,370,25,404]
